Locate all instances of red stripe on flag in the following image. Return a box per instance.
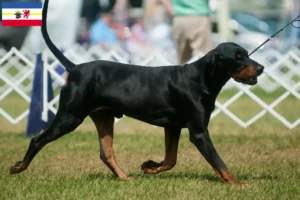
[2,20,42,26]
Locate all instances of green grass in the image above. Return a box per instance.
[0,87,300,199]
[1,122,300,199]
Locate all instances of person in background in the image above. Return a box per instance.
[89,12,118,47]
[126,17,148,53]
[160,0,212,65]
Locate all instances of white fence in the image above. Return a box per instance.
[0,44,300,128]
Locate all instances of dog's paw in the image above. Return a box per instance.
[10,161,27,175]
[141,160,162,169]
[141,160,162,174]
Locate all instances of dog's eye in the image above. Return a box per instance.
[236,54,242,59]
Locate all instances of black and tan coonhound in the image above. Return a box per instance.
[10,0,264,184]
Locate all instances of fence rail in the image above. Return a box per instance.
[0,45,299,128]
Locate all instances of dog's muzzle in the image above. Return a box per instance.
[234,64,264,85]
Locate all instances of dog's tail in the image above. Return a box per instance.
[41,0,75,71]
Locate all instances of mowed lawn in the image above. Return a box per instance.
[0,88,300,199]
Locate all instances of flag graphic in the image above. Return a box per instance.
[2,2,42,26]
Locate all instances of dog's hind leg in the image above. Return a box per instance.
[10,111,83,174]
[89,110,132,181]
[10,85,87,174]
[141,127,181,174]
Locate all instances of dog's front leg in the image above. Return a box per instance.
[141,127,181,174]
[187,117,243,184]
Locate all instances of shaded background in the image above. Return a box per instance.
[0,0,299,53]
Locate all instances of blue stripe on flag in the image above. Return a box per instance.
[2,2,42,9]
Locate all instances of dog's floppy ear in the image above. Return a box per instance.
[206,50,221,66]
[215,43,239,59]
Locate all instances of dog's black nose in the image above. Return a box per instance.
[256,65,264,76]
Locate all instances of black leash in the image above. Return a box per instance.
[249,15,300,56]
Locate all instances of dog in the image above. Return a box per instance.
[9,0,264,184]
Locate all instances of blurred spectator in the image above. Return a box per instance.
[131,18,147,42]
[127,17,148,53]
[144,0,173,50]
[89,12,118,47]
[160,0,213,65]
[81,0,116,25]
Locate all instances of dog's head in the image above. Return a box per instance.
[208,43,264,85]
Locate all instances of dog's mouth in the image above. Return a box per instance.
[234,76,258,85]
[233,66,264,86]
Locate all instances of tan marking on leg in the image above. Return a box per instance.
[162,127,180,166]
[90,111,132,181]
[10,161,27,174]
[213,167,245,184]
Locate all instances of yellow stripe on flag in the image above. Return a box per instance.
[2,12,42,16]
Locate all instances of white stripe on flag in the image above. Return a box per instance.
[2,16,42,20]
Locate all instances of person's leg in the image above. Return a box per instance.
[172,16,193,65]
[188,16,213,54]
